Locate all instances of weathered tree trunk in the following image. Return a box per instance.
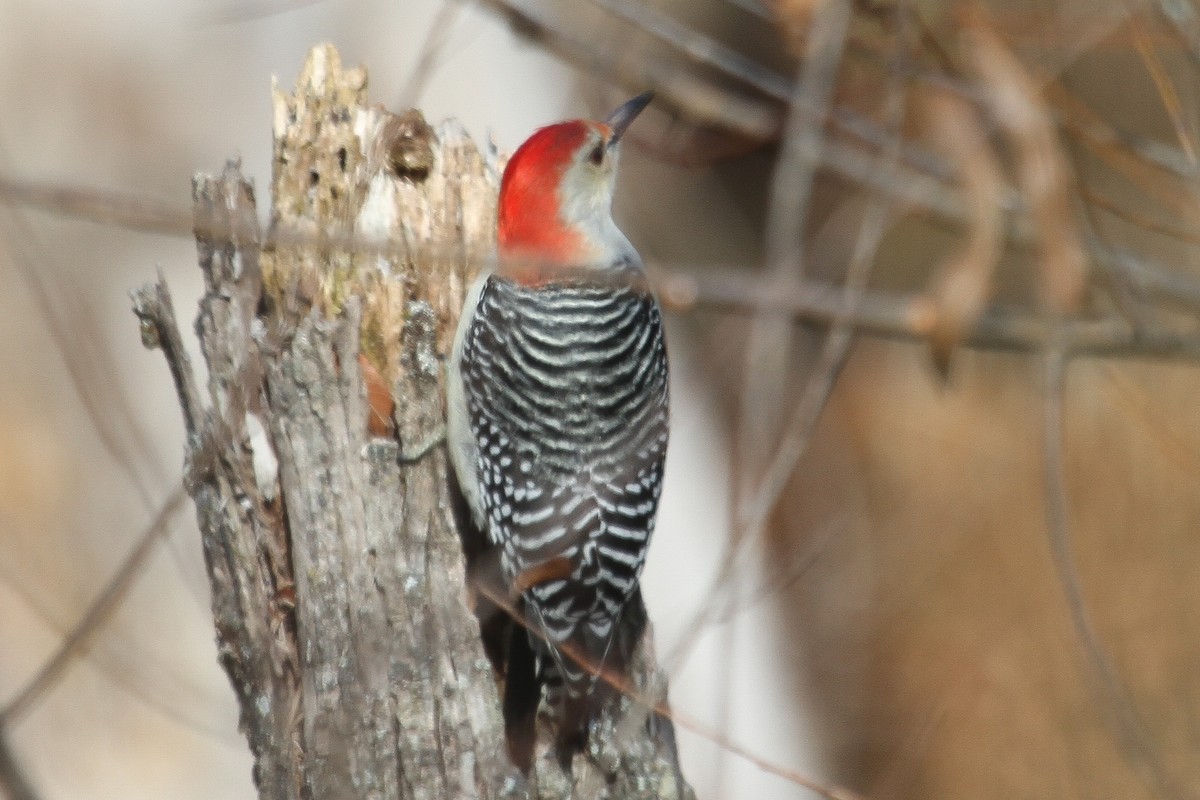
[132,44,690,800]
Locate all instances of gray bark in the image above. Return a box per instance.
[132,44,691,800]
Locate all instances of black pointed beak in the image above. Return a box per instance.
[605,90,654,149]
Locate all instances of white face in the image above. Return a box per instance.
[556,128,637,266]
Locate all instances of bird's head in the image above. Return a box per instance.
[497,91,653,274]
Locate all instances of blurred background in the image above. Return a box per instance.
[2,0,1200,798]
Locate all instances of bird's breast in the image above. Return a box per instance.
[460,269,668,477]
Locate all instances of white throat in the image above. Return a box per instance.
[556,156,638,267]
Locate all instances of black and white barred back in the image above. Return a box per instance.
[458,262,669,712]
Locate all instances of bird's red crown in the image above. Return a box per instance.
[494,91,653,283]
[497,119,607,268]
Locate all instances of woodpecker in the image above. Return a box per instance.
[447,91,668,771]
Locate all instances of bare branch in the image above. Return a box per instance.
[0,486,188,727]
[0,210,162,508]
[1155,0,1200,73]
[472,574,860,800]
[966,11,1088,314]
[477,0,782,140]
[661,267,1200,360]
[0,175,193,237]
[669,0,898,719]
[1129,9,1200,164]
[5,168,1200,363]
[0,732,40,800]
[739,0,909,535]
[586,0,791,100]
[918,90,1005,370]
[1041,347,1187,799]
[738,0,852,499]
[199,0,329,26]
[396,0,464,108]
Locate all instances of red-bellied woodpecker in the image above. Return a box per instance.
[447,91,669,771]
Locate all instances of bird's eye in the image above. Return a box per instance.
[588,144,604,166]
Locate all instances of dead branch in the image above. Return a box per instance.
[965,10,1088,314]
[1040,347,1190,799]
[738,0,852,503]
[0,732,39,800]
[0,212,163,510]
[4,167,1200,363]
[660,268,1200,360]
[0,485,188,727]
[919,91,1005,370]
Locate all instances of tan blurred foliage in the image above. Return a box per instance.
[742,2,1200,798]
[798,348,1200,798]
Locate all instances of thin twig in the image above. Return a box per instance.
[1128,6,1199,164]
[674,0,900,713]
[708,516,842,625]
[1082,186,1200,249]
[0,175,193,237]
[397,0,464,108]
[497,0,1200,239]
[1073,179,1155,327]
[0,732,40,800]
[586,0,790,99]
[737,0,852,501]
[965,11,1087,314]
[919,89,1006,370]
[10,133,1200,325]
[588,0,973,187]
[470,575,864,800]
[721,0,771,21]
[671,710,864,800]
[1041,346,1186,800]
[477,0,782,140]
[199,0,329,26]
[4,171,1200,360]
[706,5,854,773]
[0,486,189,727]
[738,0,908,543]
[0,211,161,509]
[0,540,230,739]
[700,0,906,659]
[8,156,1195,355]
[1048,82,1200,227]
[1155,0,1200,74]
[661,268,1200,360]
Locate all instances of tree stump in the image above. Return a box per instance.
[131,43,690,800]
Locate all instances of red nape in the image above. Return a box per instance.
[498,120,592,269]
